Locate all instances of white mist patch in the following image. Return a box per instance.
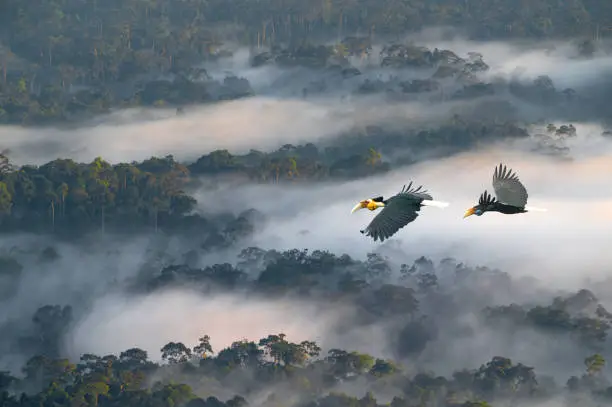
[0,233,179,324]
[419,312,590,381]
[0,94,447,166]
[65,289,349,362]
[4,38,612,168]
[2,38,610,169]
[206,141,612,291]
[528,122,612,160]
[405,30,612,90]
[0,97,357,166]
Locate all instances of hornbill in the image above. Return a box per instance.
[351,182,449,242]
[464,163,547,219]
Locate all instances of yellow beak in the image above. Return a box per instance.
[351,200,368,214]
[463,207,475,219]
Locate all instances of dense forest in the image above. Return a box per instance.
[2,0,612,407]
[3,247,612,407]
[2,0,612,125]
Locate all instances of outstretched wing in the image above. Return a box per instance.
[492,163,528,207]
[478,190,496,206]
[361,194,422,243]
[397,181,433,201]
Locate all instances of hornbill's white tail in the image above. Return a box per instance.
[421,200,450,208]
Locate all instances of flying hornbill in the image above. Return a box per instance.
[351,182,449,242]
[464,163,547,219]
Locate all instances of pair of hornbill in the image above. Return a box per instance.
[352,163,547,242]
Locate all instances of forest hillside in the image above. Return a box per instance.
[2,1,612,407]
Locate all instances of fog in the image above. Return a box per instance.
[0,98,356,165]
[45,128,612,383]
[409,30,612,89]
[2,31,612,406]
[188,131,612,291]
[65,289,355,361]
[2,33,612,166]
[0,95,465,166]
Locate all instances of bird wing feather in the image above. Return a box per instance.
[492,163,528,207]
[398,181,433,201]
[361,194,421,242]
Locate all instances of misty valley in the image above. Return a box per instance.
[3,1,612,407]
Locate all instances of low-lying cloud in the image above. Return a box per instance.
[3,33,612,399]
[65,289,353,362]
[201,133,612,291]
[2,34,612,167]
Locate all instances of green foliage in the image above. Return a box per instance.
[369,358,401,377]
[5,327,610,407]
[0,0,606,125]
[0,182,12,214]
[161,342,192,364]
[326,349,375,377]
[585,354,606,375]
[193,335,214,358]
[4,251,612,406]
[258,334,321,366]
[1,4,612,407]
[0,120,535,236]
[0,155,196,235]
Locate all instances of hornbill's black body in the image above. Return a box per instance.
[351,182,448,242]
[476,190,526,214]
[464,163,542,218]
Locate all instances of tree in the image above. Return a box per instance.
[237,247,267,270]
[0,152,14,175]
[119,348,149,367]
[31,305,73,357]
[369,358,400,377]
[364,252,391,281]
[90,157,114,233]
[151,383,196,405]
[216,340,263,369]
[72,381,110,406]
[22,355,75,388]
[56,182,68,218]
[326,349,375,378]
[0,182,12,215]
[585,354,605,376]
[258,334,320,366]
[193,334,213,358]
[161,342,192,364]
